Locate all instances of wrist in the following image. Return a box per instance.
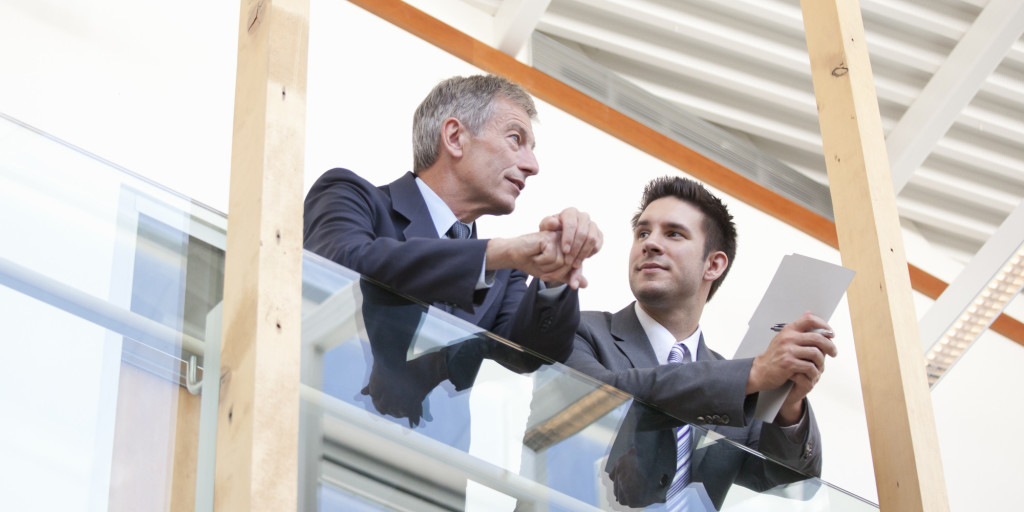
[776,399,804,426]
[746,357,763,395]
[485,238,513,270]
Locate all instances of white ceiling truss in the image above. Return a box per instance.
[417,0,1024,362]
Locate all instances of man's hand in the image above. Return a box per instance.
[746,312,837,423]
[360,351,448,428]
[485,231,566,280]
[537,207,603,288]
[485,208,603,289]
[539,207,603,270]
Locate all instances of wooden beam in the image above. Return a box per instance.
[109,364,199,512]
[216,0,309,510]
[346,0,1024,349]
[800,1,949,511]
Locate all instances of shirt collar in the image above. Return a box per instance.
[414,176,470,238]
[634,303,702,365]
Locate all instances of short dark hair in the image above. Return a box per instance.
[631,176,737,301]
[412,74,537,173]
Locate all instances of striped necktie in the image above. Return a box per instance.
[666,342,693,504]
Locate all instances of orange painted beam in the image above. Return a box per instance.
[346,0,1024,349]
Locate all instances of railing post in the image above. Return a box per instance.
[800,1,949,510]
[216,0,309,510]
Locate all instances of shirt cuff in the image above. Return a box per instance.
[777,400,811,444]
[537,280,567,300]
[475,254,494,290]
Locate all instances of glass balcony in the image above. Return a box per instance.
[0,112,226,511]
[298,254,877,512]
[0,111,877,511]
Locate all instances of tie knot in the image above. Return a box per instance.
[447,221,471,239]
[668,343,692,364]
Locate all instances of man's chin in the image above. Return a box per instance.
[492,198,516,216]
[630,283,672,304]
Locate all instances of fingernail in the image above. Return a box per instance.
[564,244,571,252]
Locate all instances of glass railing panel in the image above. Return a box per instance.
[0,112,225,511]
[299,253,878,511]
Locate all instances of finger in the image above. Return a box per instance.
[788,373,815,396]
[800,331,838,358]
[788,356,823,383]
[793,345,826,373]
[532,235,562,268]
[558,209,579,255]
[564,213,591,265]
[573,231,600,268]
[789,311,830,333]
[570,266,588,289]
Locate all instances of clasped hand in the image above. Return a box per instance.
[487,207,603,289]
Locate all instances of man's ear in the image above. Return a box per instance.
[704,251,728,281]
[440,117,465,158]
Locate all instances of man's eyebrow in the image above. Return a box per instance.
[508,121,536,149]
[633,219,692,233]
[663,221,691,233]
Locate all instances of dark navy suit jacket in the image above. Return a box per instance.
[303,168,578,369]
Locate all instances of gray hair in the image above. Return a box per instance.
[412,75,537,172]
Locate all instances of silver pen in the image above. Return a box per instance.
[771,323,833,337]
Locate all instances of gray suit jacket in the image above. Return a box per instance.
[566,304,822,509]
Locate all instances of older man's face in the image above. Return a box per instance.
[452,96,539,218]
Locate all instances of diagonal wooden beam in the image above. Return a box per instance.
[347,0,1024,349]
[801,0,948,510]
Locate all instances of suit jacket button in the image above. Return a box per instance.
[696,416,705,423]
[711,415,721,424]
[659,474,670,487]
[720,415,729,425]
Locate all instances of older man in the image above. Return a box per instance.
[304,76,602,421]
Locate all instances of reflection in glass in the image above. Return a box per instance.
[299,254,878,511]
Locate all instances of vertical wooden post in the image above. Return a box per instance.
[800,1,949,510]
[216,0,309,510]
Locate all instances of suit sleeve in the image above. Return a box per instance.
[567,317,756,428]
[490,277,579,369]
[745,402,823,478]
[303,169,486,310]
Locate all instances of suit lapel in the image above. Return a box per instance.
[610,303,661,369]
[695,333,719,363]
[388,172,438,240]
[388,172,493,318]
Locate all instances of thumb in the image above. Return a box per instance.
[538,214,561,232]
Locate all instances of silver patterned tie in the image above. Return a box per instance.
[447,221,471,240]
[441,222,472,314]
[666,342,693,505]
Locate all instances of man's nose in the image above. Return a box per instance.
[642,237,662,254]
[520,147,539,176]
